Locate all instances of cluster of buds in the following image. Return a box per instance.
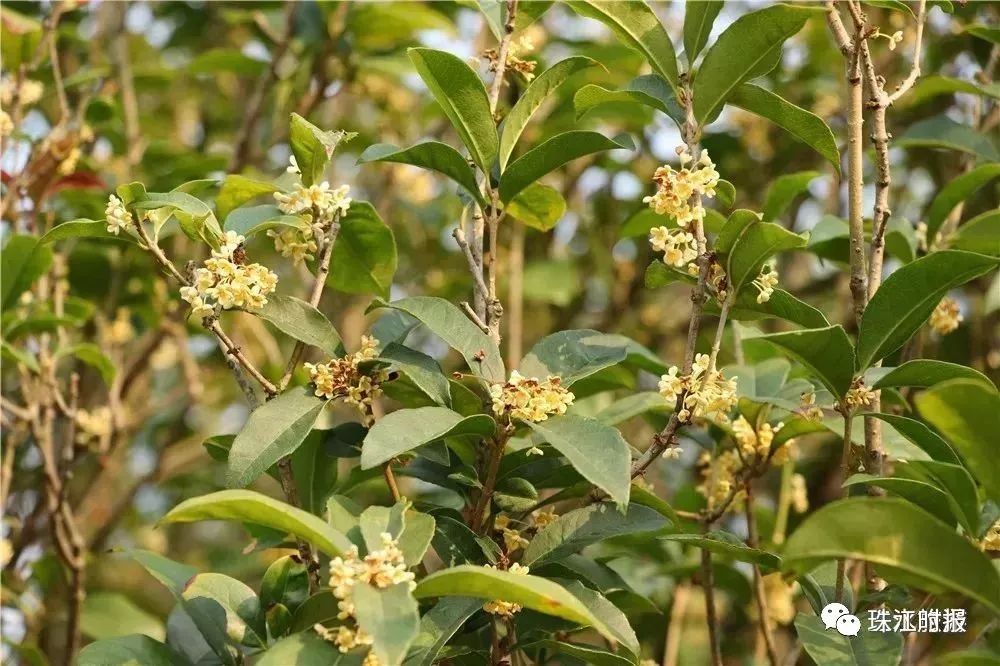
[643,147,720,228]
[105,195,134,236]
[271,182,352,264]
[484,36,537,82]
[732,416,777,459]
[798,390,824,422]
[315,532,415,658]
[649,225,698,272]
[751,265,779,304]
[697,449,743,510]
[74,407,112,447]
[930,297,962,336]
[482,563,530,617]
[840,377,877,412]
[490,371,575,423]
[304,335,387,426]
[658,354,737,423]
[764,574,800,625]
[790,472,809,514]
[493,509,558,555]
[179,231,278,318]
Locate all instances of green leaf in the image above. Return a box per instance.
[354,583,420,666]
[0,9,42,72]
[966,24,1000,46]
[524,415,631,505]
[499,131,634,203]
[925,163,1000,240]
[917,379,1000,503]
[862,413,960,465]
[379,342,451,407]
[782,497,1000,614]
[507,183,566,232]
[907,75,1000,107]
[684,0,724,62]
[367,296,505,382]
[897,115,1000,161]
[402,597,482,666]
[475,0,553,40]
[216,175,278,220]
[431,516,489,566]
[663,531,781,571]
[253,294,341,357]
[726,219,808,294]
[359,501,436,567]
[361,407,495,470]
[951,210,1000,256]
[256,632,355,666]
[731,84,839,173]
[182,573,265,648]
[794,614,903,666]
[596,392,671,426]
[843,473,959,528]
[40,219,130,244]
[223,204,307,238]
[527,640,633,666]
[559,580,640,656]
[225,387,326,488]
[523,503,669,565]
[189,47,267,76]
[520,329,629,385]
[289,113,354,186]
[574,75,684,127]
[260,555,310,614]
[407,47,497,171]
[500,56,600,169]
[565,0,679,91]
[328,201,397,298]
[693,5,819,123]
[78,635,180,666]
[1,235,53,312]
[723,288,831,330]
[54,343,116,385]
[358,142,485,207]
[857,250,998,368]
[873,360,992,390]
[894,460,980,538]
[160,489,354,557]
[762,171,820,222]
[413,565,628,644]
[0,340,37,373]
[81,593,165,641]
[755,325,855,398]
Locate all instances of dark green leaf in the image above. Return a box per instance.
[402,597,482,666]
[925,163,1000,240]
[328,201,397,298]
[289,113,354,186]
[358,142,485,207]
[754,325,855,398]
[361,407,495,470]
[897,115,1000,161]
[260,555,310,614]
[663,531,781,571]
[762,171,820,222]
[683,0,724,62]
[523,503,669,565]
[951,210,1000,256]
[354,583,420,666]
[1,235,53,312]
[726,219,808,294]
[253,294,341,356]
[873,360,992,390]
[40,219,131,245]
[794,613,903,666]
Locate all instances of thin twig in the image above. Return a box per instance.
[453,226,490,301]
[701,541,723,666]
[746,484,779,666]
[507,221,525,368]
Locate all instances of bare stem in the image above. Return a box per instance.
[835,411,855,603]
[701,541,723,666]
[746,484,779,666]
[507,222,525,367]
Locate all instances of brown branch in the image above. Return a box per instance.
[507,221,525,368]
[700,539,723,666]
[746,484,779,666]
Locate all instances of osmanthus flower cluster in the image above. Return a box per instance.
[489,371,575,424]
[482,563,531,617]
[271,181,352,265]
[314,532,416,663]
[658,353,738,424]
[930,297,963,335]
[179,231,278,318]
[305,335,387,426]
[493,509,558,555]
[841,377,878,411]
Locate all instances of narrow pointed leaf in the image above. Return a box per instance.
[683,0,724,62]
[755,326,855,398]
[253,294,341,357]
[925,163,1000,239]
[358,142,485,207]
[523,503,669,565]
[354,583,420,666]
[361,407,496,470]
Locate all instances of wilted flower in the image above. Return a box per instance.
[798,390,824,422]
[930,297,962,335]
[841,377,876,411]
[490,371,574,423]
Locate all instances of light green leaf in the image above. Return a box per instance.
[1,235,53,312]
[358,142,485,207]
[524,414,631,505]
[182,573,265,648]
[354,583,420,666]
[917,379,1000,503]
[500,56,600,169]
[782,497,1000,615]
[360,407,496,470]
[595,392,670,426]
[54,343,116,385]
[762,171,820,222]
[559,580,640,656]
[897,115,1000,161]
[402,597,482,666]
[951,210,1000,256]
[794,614,903,666]
[413,565,627,644]
[216,175,278,220]
[359,501,436,567]
[0,8,42,72]
[663,531,781,571]
[475,0,553,40]
[565,0,679,91]
[574,75,684,126]
[873,360,992,391]
[253,294,341,357]
[256,632,356,666]
[523,259,581,305]
[408,47,497,171]
[857,250,998,368]
[367,296,505,382]
[78,635,180,666]
[329,201,397,298]
[289,113,355,186]
[499,131,634,203]
[520,329,631,385]
[225,387,326,488]
[906,75,1000,107]
[693,5,819,123]
[1,340,38,373]
[160,489,354,557]
[189,47,267,76]
[223,204,307,238]
[40,219,131,244]
[684,0,724,62]
[726,219,808,294]
[523,503,669,565]
[862,413,960,465]
[925,163,1000,240]
[507,183,566,231]
[755,325,855,398]
[81,593,165,641]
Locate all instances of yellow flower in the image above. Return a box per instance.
[658,354,737,423]
[275,182,351,221]
[982,521,1000,552]
[842,377,876,411]
[105,195,133,235]
[491,371,574,423]
[649,226,698,270]
[305,337,387,425]
[643,149,720,228]
[180,232,277,317]
[929,297,962,336]
[751,265,779,304]
[483,563,530,617]
[791,473,809,514]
